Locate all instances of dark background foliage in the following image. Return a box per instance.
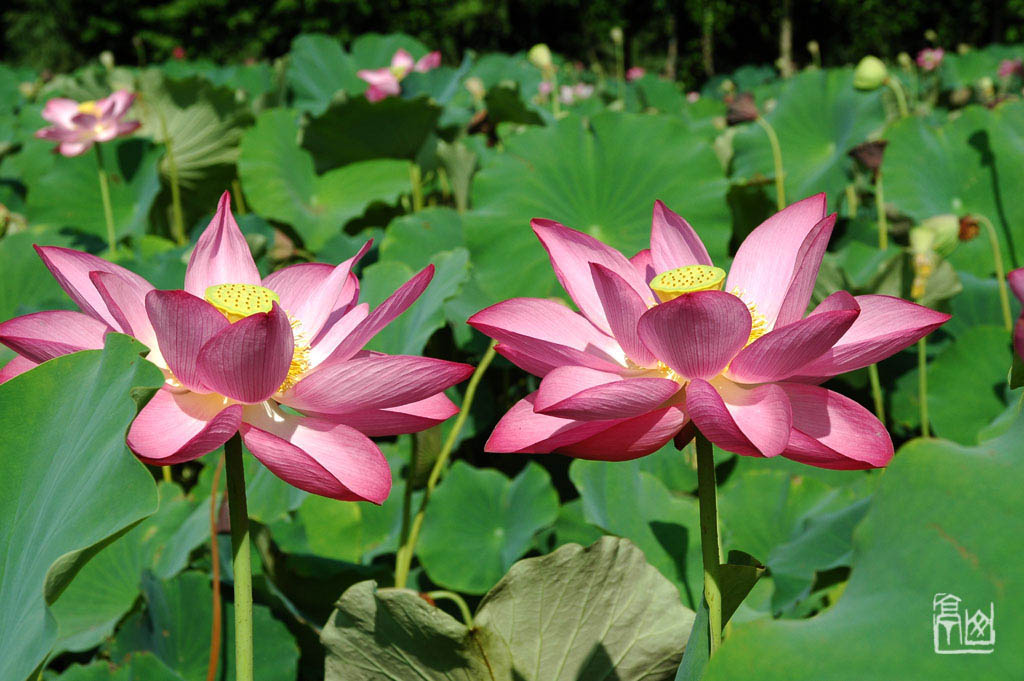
[4,0,1023,85]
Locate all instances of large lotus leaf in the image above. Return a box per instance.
[56,653,183,681]
[23,137,162,241]
[192,448,306,525]
[322,537,693,681]
[569,458,702,609]
[158,60,274,100]
[286,34,363,115]
[940,44,1021,90]
[730,68,886,212]
[350,32,432,70]
[0,228,80,319]
[379,207,464,268]
[883,102,1024,275]
[237,108,410,250]
[110,571,299,681]
[134,70,251,187]
[0,334,163,681]
[464,112,731,303]
[417,461,559,594]
[303,96,441,172]
[467,52,543,95]
[704,418,1024,681]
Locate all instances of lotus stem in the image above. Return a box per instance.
[394,340,497,589]
[162,466,172,482]
[224,434,254,681]
[886,77,910,118]
[974,214,1013,331]
[154,107,186,245]
[615,42,625,99]
[867,363,886,425]
[551,74,561,117]
[874,171,888,250]
[755,115,786,211]
[695,431,723,655]
[206,454,225,681]
[94,145,116,253]
[410,164,424,212]
[232,179,248,215]
[426,590,474,628]
[917,338,930,437]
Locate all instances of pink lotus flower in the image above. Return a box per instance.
[538,81,554,97]
[357,48,442,102]
[35,90,141,157]
[916,48,945,72]
[0,193,472,502]
[468,195,949,469]
[626,66,646,81]
[686,91,700,103]
[998,58,1023,79]
[1010,268,1024,359]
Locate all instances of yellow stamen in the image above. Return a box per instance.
[78,100,98,115]
[650,265,726,302]
[730,287,769,345]
[205,283,280,323]
[279,319,310,393]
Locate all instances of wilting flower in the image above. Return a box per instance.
[916,47,945,71]
[849,140,887,178]
[357,48,441,102]
[998,58,1023,79]
[35,91,140,157]
[626,66,646,81]
[958,215,980,242]
[725,92,759,125]
[1010,269,1024,359]
[469,195,948,469]
[0,193,472,502]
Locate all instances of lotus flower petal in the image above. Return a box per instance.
[0,310,109,363]
[146,290,230,392]
[127,389,242,464]
[533,365,680,420]
[686,377,792,458]
[183,192,261,297]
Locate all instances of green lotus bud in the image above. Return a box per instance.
[919,214,959,256]
[909,225,936,255]
[978,76,995,99]
[100,51,115,70]
[610,27,623,45]
[897,52,912,69]
[854,56,888,90]
[528,44,553,72]
[924,29,939,44]
[464,76,485,101]
[807,40,820,56]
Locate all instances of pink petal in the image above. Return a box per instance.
[146,290,230,392]
[790,295,950,381]
[0,310,109,363]
[590,263,657,367]
[727,290,859,384]
[558,407,688,461]
[241,407,392,503]
[325,393,459,437]
[534,365,680,420]
[263,242,369,341]
[127,389,242,464]
[724,194,829,329]
[323,265,433,363]
[41,98,81,127]
[183,192,261,297]
[532,218,654,335]
[196,303,294,403]
[281,353,473,414]
[485,393,618,454]
[34,245,155,328]
[99,90,135,119]
[357,68,401,96]
[391,49,416,72]
[1009,268,1024,303]
[650,200,712,274]
[0,355,37,384]
[778,383,893,469]
[686,378,792,458]
[637,290,751,380]
[308,303,369,368]
[414,51,441,72]
[630,248,657,285]
[90,271,156,347]
[468,297,626,376]
[58,141,93,157]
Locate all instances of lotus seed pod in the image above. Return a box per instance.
[854,56,888,90]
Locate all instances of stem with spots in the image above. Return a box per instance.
[695,431,723,654]
[224,434,254,681]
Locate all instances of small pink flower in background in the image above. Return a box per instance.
[916,47,945,71]
[538,81,554,97]
[626,66,646,81]
[469,195,948,469]
[0,192,472,502]
[35,91,141,157]
[998,58,1023,78]
[1009,268,1024,359]
[574,83,594,99]
[559,85,575,104]
[686,91,700,103]
[172,46,186,60]
[357,48,442,102]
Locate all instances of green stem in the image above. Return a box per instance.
[917,338,930,437]
[975,214,1013,331]
[393,341,497,589]
[154,108,186,245]
[94,144,116,252]
[615,42,625,99]
[426,590,474,628]
[162,465,172,483]
[695,431,723,655]
[886,77,910,118]
[394,432,419,588]
[755,115,785,210]
[551,73,561,117]
[867,363,886,425]
[410,164,424,212]
[874,171,888,250]
[224,434,253,681]
[232,179,248,215]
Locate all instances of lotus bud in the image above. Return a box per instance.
[528,44,553,73]
[958,215,981,242]
[854,56,888,90]
[950,87,972,106]
[610,27,624,45]
[909,225,936,255]
[979,76,995,99]
[807,41,819,56]
[720,78,736,95]
[957,43,970,55]
[919,214,959,256]
[18,81,37,99]
[898,52,913,69]
[100,51,115,70]
[924,29,939,44]
[725,92,759,125]
[464,76,485,102]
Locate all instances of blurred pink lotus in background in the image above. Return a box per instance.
[35,91,140,157]
[469,195,949,469]
[626,66,646,81]
[1010,268,1024,359]
[358,48,442,102]
[0,193,472,502]
[916,47,945,71]
[687,91,700,103]
[998,58,1023,78]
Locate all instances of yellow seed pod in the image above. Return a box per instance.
[650,265,726,303]
[205,283,280,322]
